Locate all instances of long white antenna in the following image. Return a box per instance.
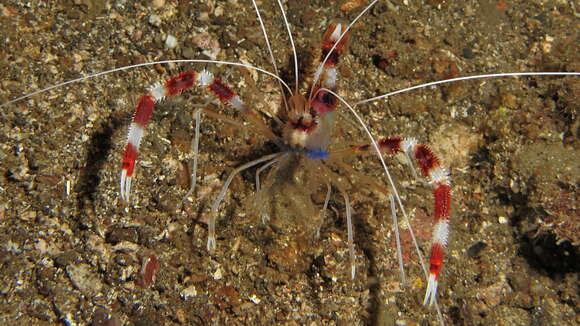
[276,0,299,94]
[1,59,291,109]
[355,72,580,107]
[251,0,291,114]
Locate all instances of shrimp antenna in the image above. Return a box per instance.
[251,0,291,114]
[0,59,291,109]
[276,0,299,94]
[355,72,580,107]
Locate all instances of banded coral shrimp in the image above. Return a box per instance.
[0,0,578,325]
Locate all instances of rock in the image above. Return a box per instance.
[106,226,139,244]
[165,34,178,49]
[66,264,103,297]
[148,14,162,27]
[467,241,487,258]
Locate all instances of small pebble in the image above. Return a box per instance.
[467,241,487,258]
[92,308,122,326]
[106,226,139,244]
[213,267,223,280]
[66,264,103,296]
[135,254,159,288]
[182,47,195,58]
[180,285,198,299]
[462,47,475,59]
[249,294,261,304]
[151,0,165,9]
[148,14,162,27]
[165,34,178,49]
[115,0,127,9]
[214,6,224,16]
[498,215,508,224]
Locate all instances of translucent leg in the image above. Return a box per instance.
[255,156,281,192]
[255,153,289,224]
[207,152,283,251]
[389,194,406,285]
[340,191,355,279]
[404,151,420,181]
[316,183,332,239]
[182,108,202,202]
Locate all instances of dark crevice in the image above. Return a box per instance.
[519,233,579,275]
[500,184,580,276]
